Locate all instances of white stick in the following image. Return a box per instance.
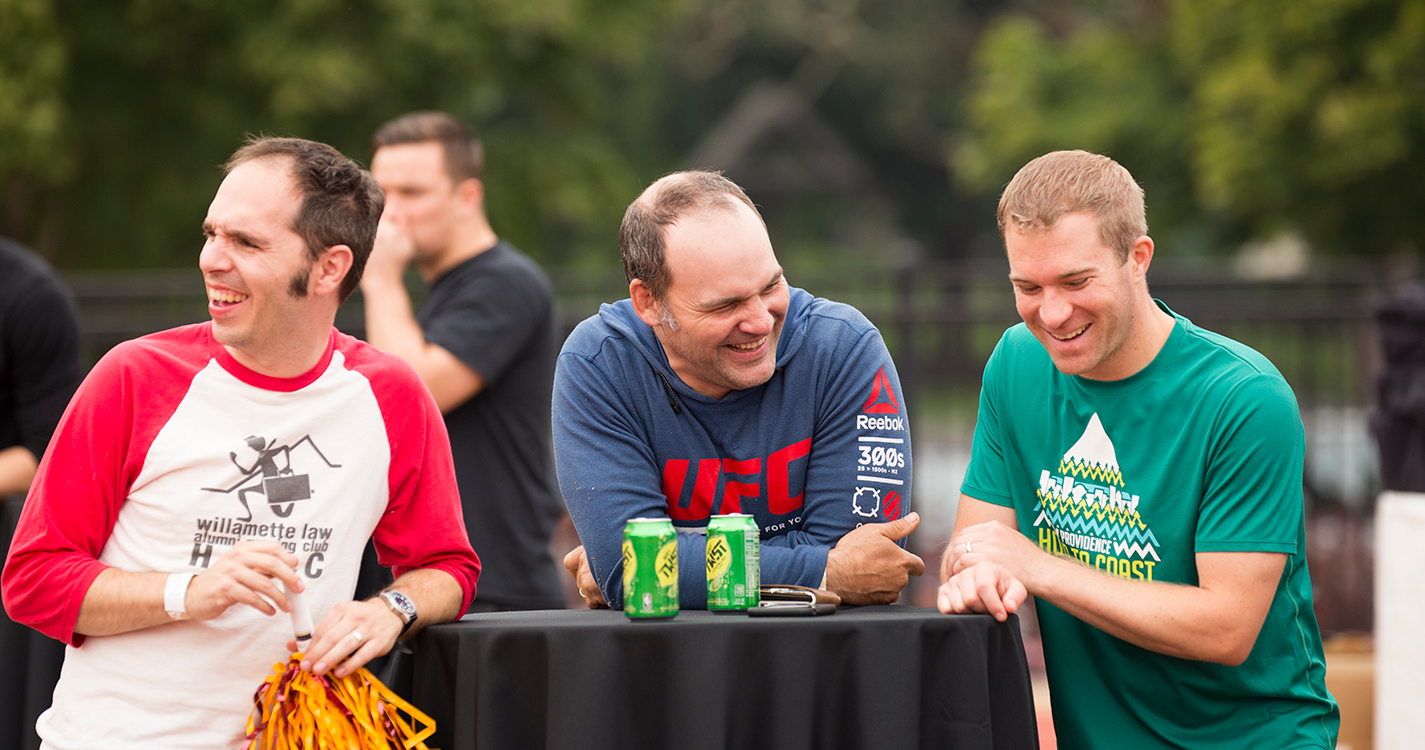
[288,586,315,648]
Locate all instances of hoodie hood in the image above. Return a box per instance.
[595,286,815,405]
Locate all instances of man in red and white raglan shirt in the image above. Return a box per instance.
[1,137,480,750]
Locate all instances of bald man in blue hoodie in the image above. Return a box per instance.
[556,171,924,609]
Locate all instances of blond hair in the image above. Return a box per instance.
[997,150,1146,262]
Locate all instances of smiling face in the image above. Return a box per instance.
[1006,212,1162,381]
[641,201,790,399]
[200,158,324,372]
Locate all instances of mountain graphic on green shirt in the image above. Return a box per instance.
[1034,413,1161,561]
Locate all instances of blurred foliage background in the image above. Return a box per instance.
[0,0,1398,633]
[6,0,1423,273]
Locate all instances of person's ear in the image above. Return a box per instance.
[1128,235,1154,281]
[630,279,665,328]
[457,178,484,216]
[312,245,353,298]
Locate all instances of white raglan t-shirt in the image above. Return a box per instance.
[2,323,479,750]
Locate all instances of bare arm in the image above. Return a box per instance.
[0,445,38,497]
[388,567,465,634]
[297,567,463,677]
[74,540,302,637]
[939,494,1284,666]
[359,219,484,413]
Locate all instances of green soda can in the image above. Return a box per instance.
[707,513,760,611]
[622,518,679,619]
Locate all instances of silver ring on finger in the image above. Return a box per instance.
[965,541,973,554]
[349,629,364,645]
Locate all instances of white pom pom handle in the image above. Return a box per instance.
[288,586,315,648]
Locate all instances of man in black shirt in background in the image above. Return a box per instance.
[359,112,566,611]
[0,234,82,747]
[0,236,82,499]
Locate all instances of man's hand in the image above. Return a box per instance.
[185,540,303,621]
[935,519,1042,622]
[937,563,1027,622]
[823,512,926,605]
[294,599,403,678]
[943,519,1047,584]
[563,545,608,609]
[361,214,417,290]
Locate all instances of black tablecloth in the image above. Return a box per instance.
[411,606,1037,750]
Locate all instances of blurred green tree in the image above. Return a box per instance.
[954,0,1425,257]
[0,0,680,268]
[0,0,69,247]
[619,0,999,263]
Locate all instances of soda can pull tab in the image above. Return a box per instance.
[288,587,314,649]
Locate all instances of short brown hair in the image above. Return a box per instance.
[620,170,761,300]
[997,150,1146,263]
[225,136,384,303]
[371,111,484,184]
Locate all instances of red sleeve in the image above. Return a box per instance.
[2,332,202,646]
[350,343,481,613]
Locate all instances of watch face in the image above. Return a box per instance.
[385,591,416,620]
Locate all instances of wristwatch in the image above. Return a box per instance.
[378,590,417,636]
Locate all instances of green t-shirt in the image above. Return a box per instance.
[962,303,1339,749]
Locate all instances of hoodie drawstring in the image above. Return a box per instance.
[656,370,682,415]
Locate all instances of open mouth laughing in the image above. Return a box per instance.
[1050,324,1089,342]
[727,336,766,353]
[207,287,249,307]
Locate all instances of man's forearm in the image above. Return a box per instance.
[75,540,306,638]
[1023,549,1285,665]
[386,568,464,638]
[74,568,172,637]
[361,275,484,412]
[360,274,426,364]
[949,498,1284,664]
[0,445,39,497]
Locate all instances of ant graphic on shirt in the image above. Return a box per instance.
[201,435,341,521]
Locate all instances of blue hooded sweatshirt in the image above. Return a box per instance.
[553,286,913,608]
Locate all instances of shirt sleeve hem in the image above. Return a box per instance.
[1194,540,1298,553]
[50,559,110,648]
[959,484,1014,508]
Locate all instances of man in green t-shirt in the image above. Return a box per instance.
[938,150,1339,748]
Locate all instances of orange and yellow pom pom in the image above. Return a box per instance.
[243,653,436,750]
